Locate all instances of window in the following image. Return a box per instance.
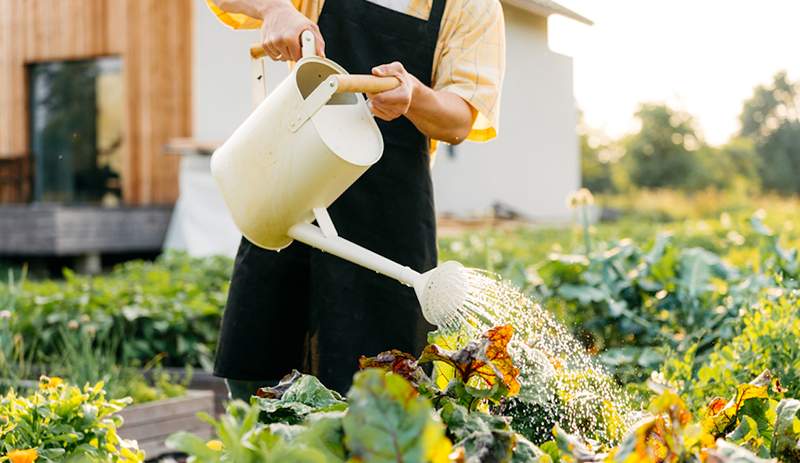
[28,57,123,204]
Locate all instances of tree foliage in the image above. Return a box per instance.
[623,103,702,190]
[739,71,800,194]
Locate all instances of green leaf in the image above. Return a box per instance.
[708,439,775,462]
[552,425,602,462]
[255,371,347,424]
[166,431,221,461]
[539,441,561,463]
[292,417,347,463]
[343,369,452,463]
[438,398,515,462]
[771,398,800,461]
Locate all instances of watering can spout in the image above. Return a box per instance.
[287,222,467,327]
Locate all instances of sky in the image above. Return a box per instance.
[546,0,800,146]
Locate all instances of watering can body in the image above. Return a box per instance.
[210,43,386,250]
[210,33,469,328]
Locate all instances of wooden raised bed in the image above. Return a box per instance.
[119,390,215,459]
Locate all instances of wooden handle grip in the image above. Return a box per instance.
[333,75,401,94]
[250,44,268,59]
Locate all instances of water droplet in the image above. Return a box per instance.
[432,267,636,445]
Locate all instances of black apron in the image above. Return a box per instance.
[214,0,445,393]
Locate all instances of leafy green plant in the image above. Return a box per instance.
[171,326,551,462]
[0,376,144,462]
[661,290,800,412]
[1,252,231,369]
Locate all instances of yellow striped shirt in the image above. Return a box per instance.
[207,0,505,144]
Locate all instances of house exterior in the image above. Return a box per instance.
[0,0,589,261]
[432,0,590,220]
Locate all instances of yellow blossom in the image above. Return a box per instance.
[7,448,38,463]
[206,440,224,451]
[39,376,63,390]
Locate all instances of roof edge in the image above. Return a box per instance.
[501,0,593,25]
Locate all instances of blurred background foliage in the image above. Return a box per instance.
[582,70,799,196]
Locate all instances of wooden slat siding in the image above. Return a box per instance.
[0,0,190,205]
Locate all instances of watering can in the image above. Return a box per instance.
[210,31,468,326]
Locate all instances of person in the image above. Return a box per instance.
[208,0,505,399]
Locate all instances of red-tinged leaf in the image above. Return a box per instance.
[358,349,430,387]
[419,325,521,397]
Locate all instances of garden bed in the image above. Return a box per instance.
[119,390,215,459]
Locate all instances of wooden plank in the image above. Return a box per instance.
[122,415,213,442]
[120,390,214,426]
[118,390,215,460]
[0,204,172,255]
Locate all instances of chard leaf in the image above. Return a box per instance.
[255,371,347,424]
[512,434,553,463]
[707,439,775,463]
[343,369,452,463]
[293,417,347,463]
[771,398,800,461]
[438,398,515,462]
[727,415,770,458]
[552,425,603,462]
[703,371,773,436]
[358,349,432,388]
[419,325,521,397]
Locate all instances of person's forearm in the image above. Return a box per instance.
[216,0,288,18]
[406,77,475,145]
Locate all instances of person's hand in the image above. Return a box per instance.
[259,3,325,61]
[367,62,417,121]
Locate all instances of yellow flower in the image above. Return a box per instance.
[206,439,224,451]
[7,448,38,463]
[39,376,63,390]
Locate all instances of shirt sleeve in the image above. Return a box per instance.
[205,0,321,28]
[205,1,263,29]
[432,0,505,142]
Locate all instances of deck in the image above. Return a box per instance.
[0,204,172,256]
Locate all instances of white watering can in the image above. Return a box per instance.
[210,31,468,326]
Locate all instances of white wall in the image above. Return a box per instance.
[192,0,289,141]
[431,6,580,221]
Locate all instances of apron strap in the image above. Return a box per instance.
[429,0,446,31]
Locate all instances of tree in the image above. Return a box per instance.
[578,113,618,193]
[739,71,800,194]
[623,103,702,190]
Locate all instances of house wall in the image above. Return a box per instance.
[431,5,580,220]
[193,0,258,141]
[0,0,191,205]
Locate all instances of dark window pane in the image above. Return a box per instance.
[29,57,123,204]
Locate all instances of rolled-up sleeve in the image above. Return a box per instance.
[205,1,263,29]
[433,0,505,142]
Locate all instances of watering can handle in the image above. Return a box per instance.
[331,75,401,94]
[249,30,318,59]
